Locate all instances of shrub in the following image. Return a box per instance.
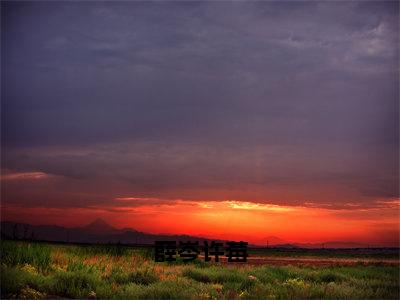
[318,272,345,283]
[19,286,45,299]
[183,266,246,285]
[106,266,158,285]
[0,266,26,297]
[0,265,52,298]
[52,270,100,298]
[120,278,218,299]
[128,269,159,285]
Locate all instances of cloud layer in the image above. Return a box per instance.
[1,1,398,212]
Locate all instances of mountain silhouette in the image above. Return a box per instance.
[0,220,220,245]
[260,236,287,246]
[82,218,118,235]
[0,220,393,249]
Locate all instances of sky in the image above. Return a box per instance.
[1,1,399,246]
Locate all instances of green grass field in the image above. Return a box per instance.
[1,240,399,299]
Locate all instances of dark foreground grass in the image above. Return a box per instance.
[0,240,399,299]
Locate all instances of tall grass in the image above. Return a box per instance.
[106,266,158,285]
[1,240,398,299]
[1,240,52,271]
[65,243,131,257]
[51,270,100,298]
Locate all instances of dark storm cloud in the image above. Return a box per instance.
[1,1,398,208]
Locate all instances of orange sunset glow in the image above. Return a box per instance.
[2,194,399,246]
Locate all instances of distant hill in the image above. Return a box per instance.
[295,241,369,249]
[0,219,223,245]
[0,219,382,249]
[82,218,120,235]
[259,236,288,246]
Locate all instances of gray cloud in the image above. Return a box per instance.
[1,1,398,209]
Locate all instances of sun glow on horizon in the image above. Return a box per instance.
[2,196,399,246]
